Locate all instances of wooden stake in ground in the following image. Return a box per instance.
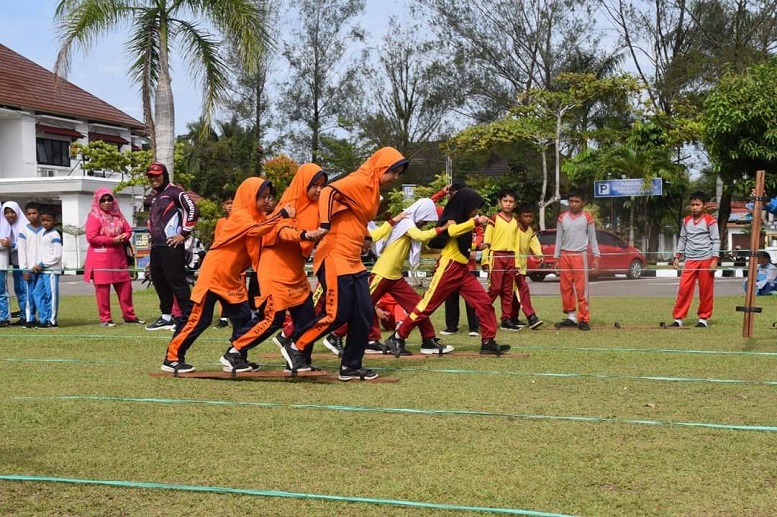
[742,170,766,338]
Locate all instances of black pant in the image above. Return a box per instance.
[150,245,192,318]
[292,266,372,370]
[233,295,315,357]
[167,290,251,362]
[444,270,480,332]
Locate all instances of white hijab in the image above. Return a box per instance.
[374,198,439,267]
[1,201,24,242]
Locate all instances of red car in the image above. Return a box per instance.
[526,229,647,282]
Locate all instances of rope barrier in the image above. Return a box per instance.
[13,395,777,434]
[0,474,570,516]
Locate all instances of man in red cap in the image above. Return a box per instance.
[144,162,200,331]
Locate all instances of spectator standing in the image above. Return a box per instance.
[84,188,143,327]
[144,163,199,331]
[2,201,28,324]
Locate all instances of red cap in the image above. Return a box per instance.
[146,163,165,175]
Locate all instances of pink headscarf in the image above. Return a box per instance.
[90,188,129,237]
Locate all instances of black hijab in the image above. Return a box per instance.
[427,187,485,256]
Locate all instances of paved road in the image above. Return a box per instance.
[53,274,748,298]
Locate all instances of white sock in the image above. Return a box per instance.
[161,314,172,322]
[228,347,238,354]
[291,343,300,351]
[568,312,577,323]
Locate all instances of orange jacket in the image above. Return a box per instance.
[259,163,326,310]
[314,147,408,275]
[192,178,285,305]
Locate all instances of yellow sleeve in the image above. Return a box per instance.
[481,223,494,267]
[369,221,393,241]
[405,225,441,244]
[447,218,476,238]
[529,232,543,257]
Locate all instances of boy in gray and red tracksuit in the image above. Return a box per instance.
[670,190,720,328]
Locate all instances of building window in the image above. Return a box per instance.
[36,138,71,167]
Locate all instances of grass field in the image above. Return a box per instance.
[2,287,777,516]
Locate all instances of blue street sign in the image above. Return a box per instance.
[594,178,663,198]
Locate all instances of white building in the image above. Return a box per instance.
[0,43,146,272]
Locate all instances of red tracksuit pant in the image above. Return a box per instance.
[672,258,715,320]
[487,253,516,322]
[558,251,590,323]
[397,258,497,341]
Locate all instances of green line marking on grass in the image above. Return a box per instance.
[14,395,777,434]
[6,357,777,386]
[0,474,572,516]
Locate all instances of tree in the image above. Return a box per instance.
[53,0,271,182]
[413,0,598,121]
[278,0,366,163]
[357,18,456,159]
[703,58,777,236]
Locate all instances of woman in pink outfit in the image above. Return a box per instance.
[84,188,143,327]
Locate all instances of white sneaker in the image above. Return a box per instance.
[468,331,479,337]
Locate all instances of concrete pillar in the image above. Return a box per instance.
[59,193,91,273]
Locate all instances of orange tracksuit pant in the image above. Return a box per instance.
[672,258,715,320]
[558,251,590,323]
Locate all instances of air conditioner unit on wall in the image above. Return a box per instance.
[39,169,56,177]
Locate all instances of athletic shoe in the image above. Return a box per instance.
[11,310,21,319]
[554,318,577,328]
[420,337,454,355]
[365,340,384,354]
[338,367,379,381]
[439,328,459,335]
[272,331,291,349]
[468,330,480,337]
[384,333,411,356]
[500,320,522,332]
[668,321,682,327]
[578,321,591,331]
[11,319,26,326]
[100,321,117,327]
[479,339,511,355]
[510,318,528,328]
[36,322,57,329]
[279,341,311,372]
[322,333,344,357]
[124,318,146,325]
[695,321,708,328]
[220,352,253,373]
[145,317,176,331]
[237,351,261,372]
[527,314,544,330]
[161,359,195,373]
[22,320,37,329]
[0,320,9,328]
[213,318,229,329]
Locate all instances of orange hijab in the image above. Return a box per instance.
[328,147,408,223]
[210,177,270,250]
[265,163,327,255]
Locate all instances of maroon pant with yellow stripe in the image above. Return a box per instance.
[396,258,497,341]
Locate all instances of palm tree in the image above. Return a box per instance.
[53,0,271,182]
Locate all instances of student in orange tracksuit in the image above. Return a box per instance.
[227,163,327,369]
[385,188,510,355]
[160,178,294,373]
[278,147,407,381]
[554,188,599,331]
[481,188,520,331]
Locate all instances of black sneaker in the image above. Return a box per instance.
[124,318,146,325]
[36,322,57,329]
[272,331,291,349]
[500,320,522,332]
[0,320,9,328]
[365,340,384,354]
[338,367,379,381]
[237,350,262,372]
[161,359,196,373]
[554,318,577,329]
[527,314,544,330]
[578,321,591,331]
[420,337,454,355]
[384,333,410,356]
[22,320,37,329]
[11,310,21,319]
[279,341,311,372]
[11,319,26,326]
[220,352,253,373]
[439,327,459,335]
[479,339,511,355]
[146,317,176,331]
[668,321,682,327]
[100,320,117,327]
[510,318,528,328]
[213,318,229,329]
[695,321,708,328]
[322,333,344,357]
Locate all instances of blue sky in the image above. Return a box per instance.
[3,0,410,134]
